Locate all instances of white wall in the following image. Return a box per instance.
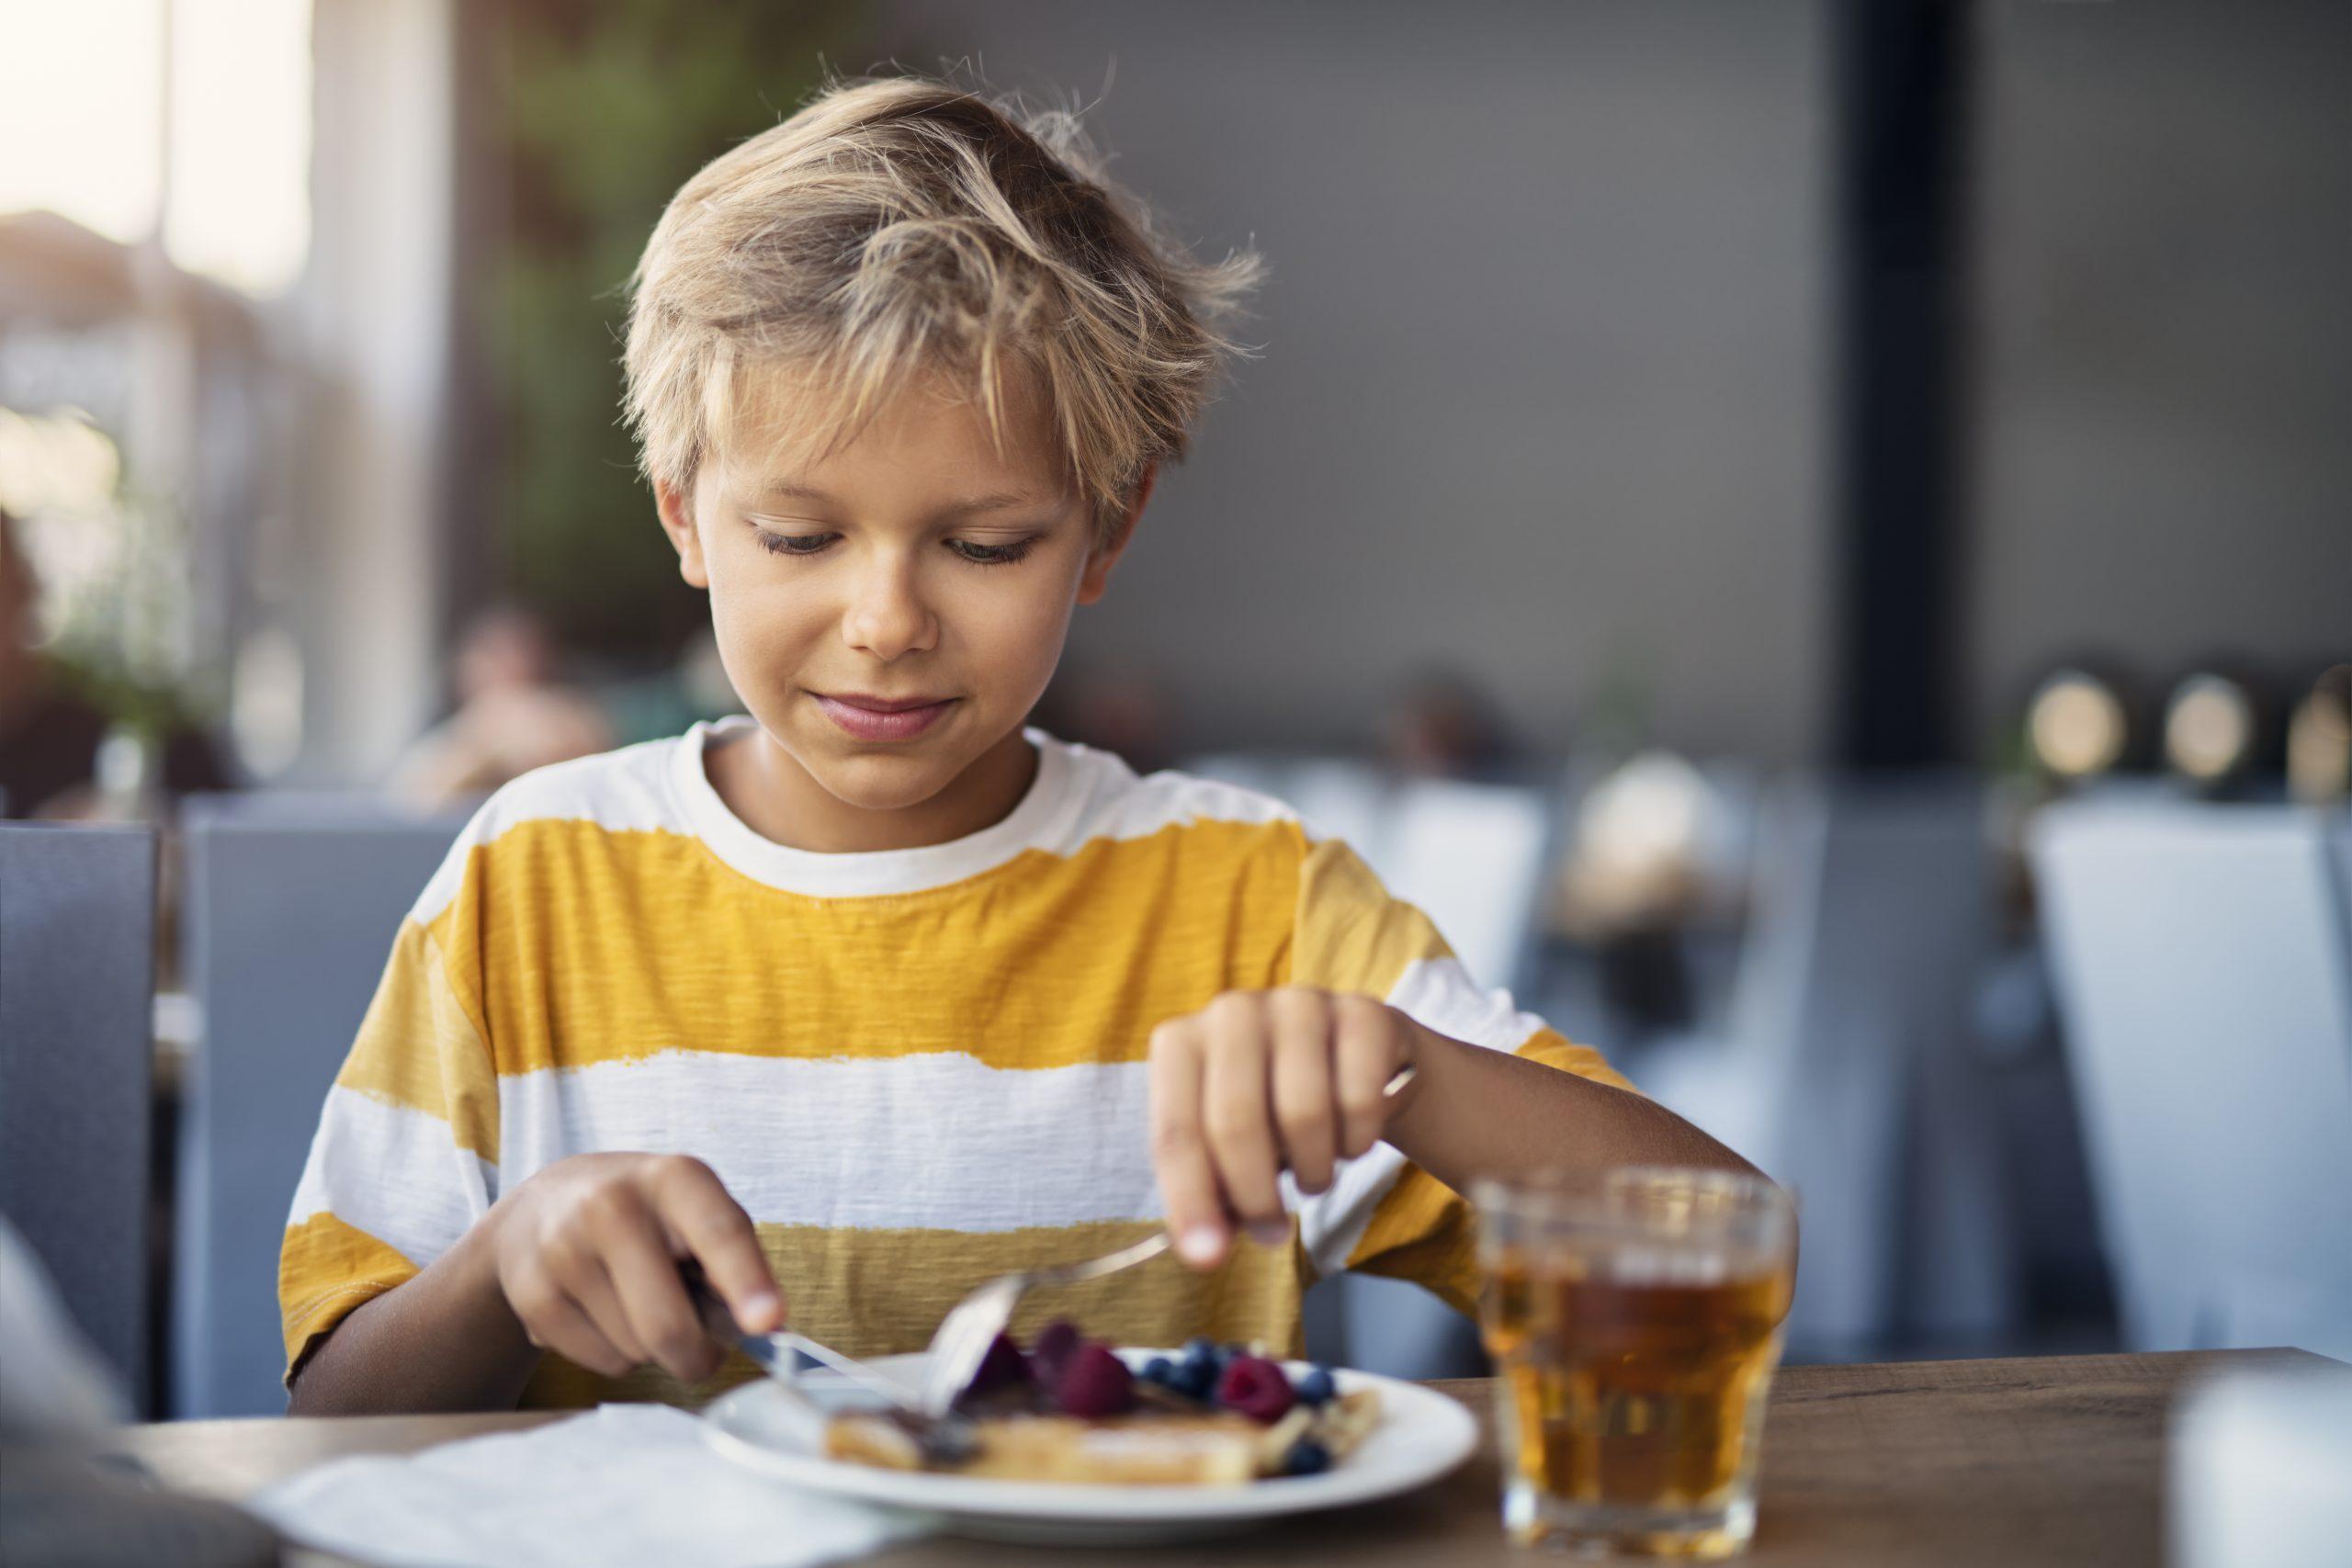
[1964,0,2352,751]
[884,0,1837,761]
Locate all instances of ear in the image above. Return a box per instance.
[655,479,710,590]
[1077,464,1156,605]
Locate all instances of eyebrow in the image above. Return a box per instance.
[755,479,1054,517]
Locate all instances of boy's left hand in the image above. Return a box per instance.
[1147,986,1429,1269]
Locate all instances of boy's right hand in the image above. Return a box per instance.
[487,1152,784,1383]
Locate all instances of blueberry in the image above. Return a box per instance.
[1141,1356,1176,1385]
[1283,1438,1332,1476]
[1295,1367,1337,1406]
[1170,1359,1216,1400]
[1182,1335,1218,1367]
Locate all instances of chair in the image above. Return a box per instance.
[2031,801,2352,1361]
[1635,777,2013,1354]
[172,797,469,1416]
[1382,778,1554,998]
[1284,760,1395,872]
[1322,777,1556,1377]
[1182,754,1556,996]
[0,823,156,1411]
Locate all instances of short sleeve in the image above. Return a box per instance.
[1286,835,1634,1316]
[277,833,502,1382]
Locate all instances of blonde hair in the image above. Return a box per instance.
[623,75,1261,540]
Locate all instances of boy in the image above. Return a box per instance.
[282,77,1757,1414]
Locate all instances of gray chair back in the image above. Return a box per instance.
[173,797,468,1416]
[1638,777,2007,1353]
[0,823,156,1411]
[1777,781,2005,1349]
[2031,800,2352,1360]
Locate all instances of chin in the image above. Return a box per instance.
[800,746,965,814]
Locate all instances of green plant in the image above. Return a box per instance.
[484,0,868,661]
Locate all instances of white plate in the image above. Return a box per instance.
[702,1348,1480,1545]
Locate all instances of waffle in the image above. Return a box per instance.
[826,1388,1382,1486]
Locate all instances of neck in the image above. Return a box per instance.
[710,724,1040,854]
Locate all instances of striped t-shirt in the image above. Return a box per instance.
[280,718,1631,1407]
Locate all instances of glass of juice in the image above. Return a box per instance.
[1474,1167,1797,1558]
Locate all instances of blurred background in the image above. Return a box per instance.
[1,0,2346,1420]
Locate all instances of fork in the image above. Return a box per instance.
[681,1261,930,1414]
[915,1060,1419,1416]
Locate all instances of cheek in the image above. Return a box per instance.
[704,563,823,682]
[949,568,1082,690]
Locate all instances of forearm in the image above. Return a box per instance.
[1384,1026,1764,1196]
[286,1210,540,1416]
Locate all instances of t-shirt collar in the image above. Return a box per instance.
[666,715,1083,897]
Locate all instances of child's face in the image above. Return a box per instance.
[658,367,1139,818]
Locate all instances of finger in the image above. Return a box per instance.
[1268,987,1339,1195]
[512,1275,633,1380]
[1148,1019,1228,1269]
[597,1186,725,1382]
[551,1242,650,1371]
[1202,995,1285,1243]
[648,1156,784,1335]
[1333,994,1406,1159]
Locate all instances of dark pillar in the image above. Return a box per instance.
[1831,0,1973,769]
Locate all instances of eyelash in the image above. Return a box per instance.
[753,529,836,558]
[945,538,1034,567]
[750,528,1035,567]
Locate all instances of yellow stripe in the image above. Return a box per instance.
[331,922,500,1159]
[520,1218,1314,1411]
[279,1212,420,1374]
[1521,1028,1638,1095]
[1344,1161,1484,1318]
[1290,837,1451,998]
[424,818,1302,1077]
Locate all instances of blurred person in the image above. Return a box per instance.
[0,1215,277,1566]
[1035,664,1178,774]
[0,505,230,818]
[1378,667,1515,780]
[281,77,1759,1416]
[599,626,742,747]
[388,603,616,807]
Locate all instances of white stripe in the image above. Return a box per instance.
[416,723,1312,913]
[288,1088,497,1268]
[496,1049,1415,1267]
[1385,956,1548,1054]
[495,1053,1167,1232]
[411,734,690,924]
[1295,1145,1411,1278]
[1047,764,1302,855]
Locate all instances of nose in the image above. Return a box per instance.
[840,549,938,661]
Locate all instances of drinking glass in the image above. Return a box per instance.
[1474,1167,1797,1558]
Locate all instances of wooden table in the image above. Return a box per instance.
[99,1349,2328,1565]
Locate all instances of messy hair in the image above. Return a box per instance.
[623,75,1262,541]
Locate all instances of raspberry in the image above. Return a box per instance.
[1030,1319,1083,1383]
[1215,1355,1296,1425]
[1055,1343,1136,1418]
[963,1332,1032,1398]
